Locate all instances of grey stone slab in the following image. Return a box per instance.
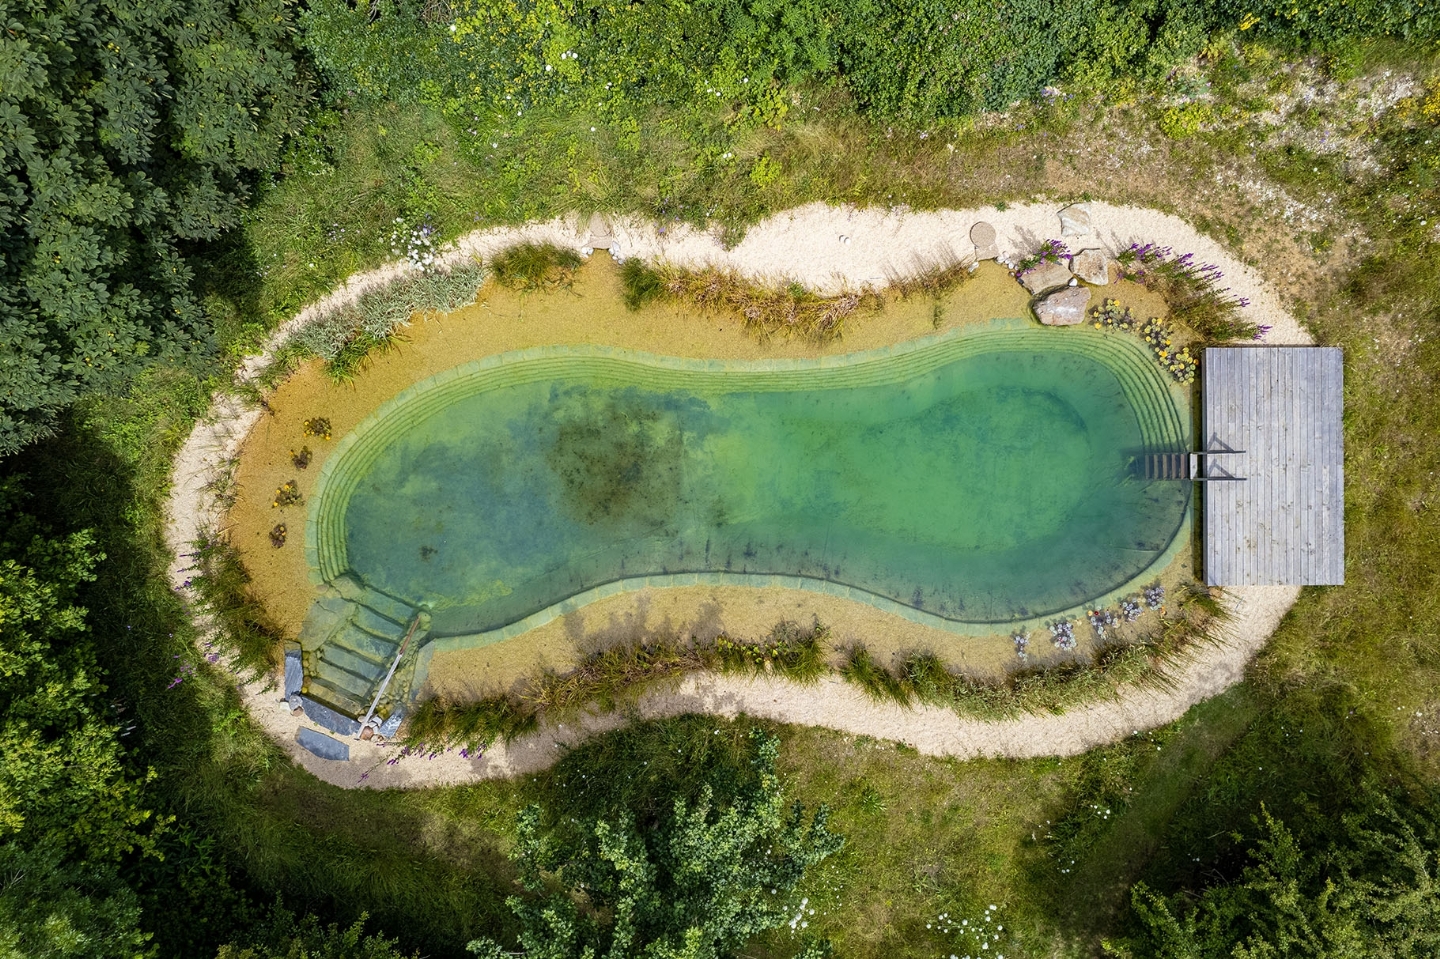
[299,695,363,736]
[377,706,405,738]
[336,621,401,662]
[1070,248,1112,285]
[353,602,408,634]
[283,643,303,697]
[298,591,356,652]
[297,727,350,761]
[1034,285,1091,325]
[321,643,387,681]
[969,221,999,260]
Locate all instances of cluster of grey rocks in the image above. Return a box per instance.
[968,203,1121,327]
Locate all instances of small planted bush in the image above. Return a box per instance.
[302,417,332,440]
[271,481,301,508]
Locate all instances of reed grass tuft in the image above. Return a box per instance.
[886,246,975,300]
[490,242,583,292]
[619,261,881,342]
[845,586,1230,719]
[400,619,831,751]
[290,257,486,379]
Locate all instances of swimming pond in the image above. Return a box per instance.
[306,323,1191,641]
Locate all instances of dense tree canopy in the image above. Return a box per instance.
[468,731,844,959]
[1119,795,1440,958]
[0,0,308,452]
[0,478,157,957]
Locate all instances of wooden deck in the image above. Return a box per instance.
[1202,347,1344,586]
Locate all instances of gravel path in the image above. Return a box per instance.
[165,202,1307,789]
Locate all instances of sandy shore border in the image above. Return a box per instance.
[165,201,1308,789]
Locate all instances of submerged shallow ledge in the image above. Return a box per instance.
[305,319,1192,661]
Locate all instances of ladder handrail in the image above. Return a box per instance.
[356,613,421,738]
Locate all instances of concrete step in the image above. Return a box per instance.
[312,658,374,702]
[331,621,400,663]
[321,643,387,681]
[304,677,369,719]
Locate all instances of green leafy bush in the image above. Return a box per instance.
[467,729,842,959]
[0,479,162,956]
[1116,792,1440,958]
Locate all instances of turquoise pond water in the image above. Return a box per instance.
[307,325,1191,638]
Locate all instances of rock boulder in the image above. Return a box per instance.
[1034,286,1092,326]
[1070,249,1112,285]
[1058,203,1092,237]
[969,221,999,260]
[1019,260,1073,295]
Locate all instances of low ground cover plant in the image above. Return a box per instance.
[1090,298,1199,382]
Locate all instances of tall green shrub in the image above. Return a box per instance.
[0,477,159,956]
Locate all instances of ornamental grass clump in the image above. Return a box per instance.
[403,621,829,751]
[832,584,1229,720]
[887,246,975,299]
[292,257,486,380]
[620,260,879,342]
[714,619,828,681]
[1116,243,1259,341]
[490,241,583,291]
